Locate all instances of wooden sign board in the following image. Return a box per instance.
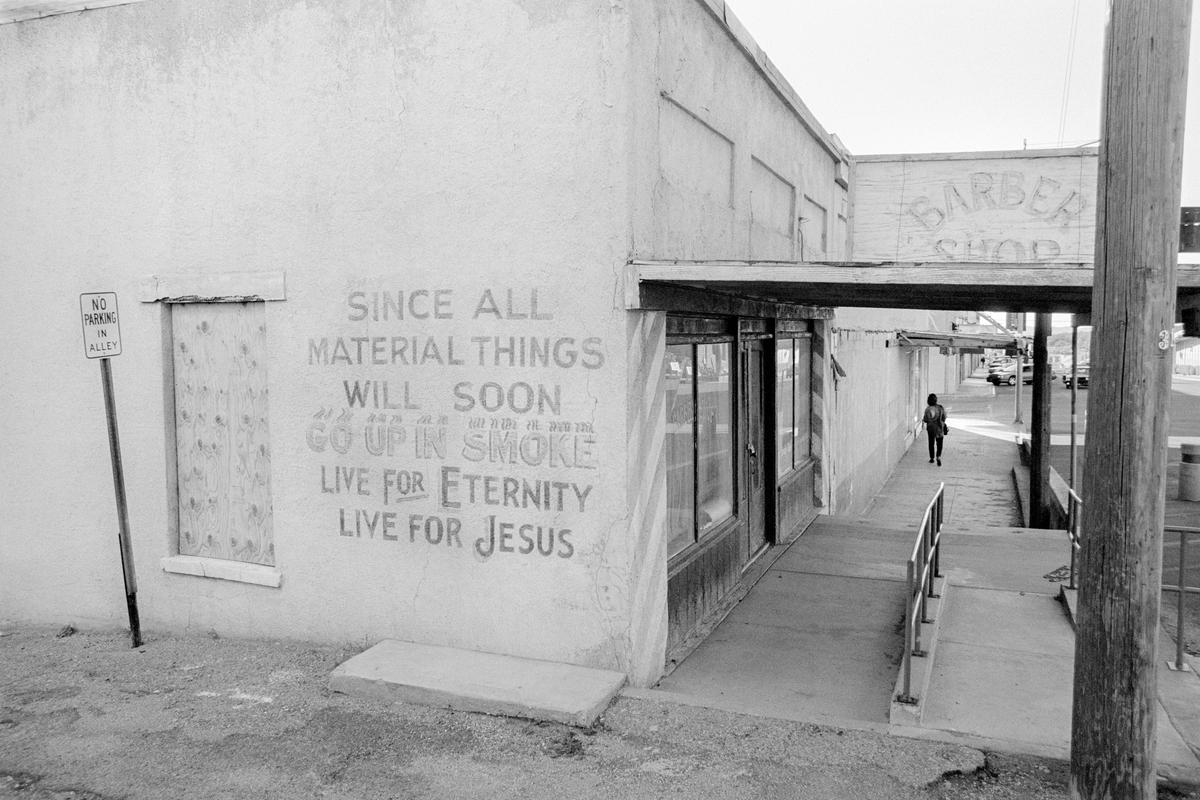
[852,149,1099,264]
[80,292,122,358]
[1,1,148,26]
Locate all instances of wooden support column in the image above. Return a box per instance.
[1070,1,1192,798]
[1029,313,1053,528]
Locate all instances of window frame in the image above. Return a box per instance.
[141,271,286,588]
[775,331,814,476]
[665,328,739,561]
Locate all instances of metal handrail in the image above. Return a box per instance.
[1164,525,1200,671]
[896,482,945,705]
[1061,504,1196,671]
[1066,488,1083,590]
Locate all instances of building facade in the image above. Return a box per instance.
[3,0,980,686]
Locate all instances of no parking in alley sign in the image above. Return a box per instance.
[79,292,122,358]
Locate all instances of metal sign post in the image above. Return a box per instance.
[80,292,141,648]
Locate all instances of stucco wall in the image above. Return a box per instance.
[0,0,645,674]
[623,0,966,522]
[616,0,854,677]
[823,307,960,514]
[639,0,844,262]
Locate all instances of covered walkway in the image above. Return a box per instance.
[636,377,1200,782]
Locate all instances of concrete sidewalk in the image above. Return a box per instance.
[641,379,1040,729]
[643,377,1200,783]
[649,518,911,729]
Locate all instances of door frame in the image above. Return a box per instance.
[740,333,775,561]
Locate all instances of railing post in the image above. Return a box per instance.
[924,516,934,600]
[1175,530,1188,671]
[933,489,943,584]
[1069,536,1078,591]
[919,546,932,625]
[1068,493,1080,591]
[912,560,926,656]
[900,560,916,701]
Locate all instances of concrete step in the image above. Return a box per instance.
[330,639,626,727]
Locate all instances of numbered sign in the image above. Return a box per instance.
[80,292,123,358]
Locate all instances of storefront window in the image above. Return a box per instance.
[794,336,811,460]
[696,343,733,532]
[665,340,735,558]
[776,339,795,474]
[775,336,812,472]
[664,344,695,558]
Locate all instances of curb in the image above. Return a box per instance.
[1012,463,1030,527]
[889,574,951,729]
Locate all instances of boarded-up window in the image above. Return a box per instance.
[172,302,274,565]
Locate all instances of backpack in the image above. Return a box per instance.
[923,404,946,433]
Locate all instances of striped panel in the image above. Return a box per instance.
[810,321,826,507]
[622,311,670,687]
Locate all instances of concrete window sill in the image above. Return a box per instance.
[160,556,282,588]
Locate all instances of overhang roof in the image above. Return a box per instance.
[896,330,1018,349]
[628,260,1200,315]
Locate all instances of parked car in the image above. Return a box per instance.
[987,362,1054,386]
[1063,365,1090,389]
[987,359,1016,377]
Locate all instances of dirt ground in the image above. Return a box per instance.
[2,625,1196,800]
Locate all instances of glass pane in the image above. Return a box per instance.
[696,342,734,533]
[776,339,795,475]
[664,344,695,558]
[794,337,812,461]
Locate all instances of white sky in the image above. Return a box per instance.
[728,0,1200,206]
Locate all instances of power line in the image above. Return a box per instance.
[1057,0,1083,147]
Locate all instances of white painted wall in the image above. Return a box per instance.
[641,0,844,262]
[821,308,962,514]
[0,0,648,676]
[0,0,982,685]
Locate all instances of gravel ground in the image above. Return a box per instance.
[0,625,1193,799]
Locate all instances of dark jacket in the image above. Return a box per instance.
[923,404,947,437]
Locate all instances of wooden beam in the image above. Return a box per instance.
[1029,313,1053,528]
[854,146,1099,163]
[1071,2,1192,798]
[139,271,287,303]
[637,280,834,319]
[634,260,1200,286]
[630,261,1200,315]
[635,260,1094,282]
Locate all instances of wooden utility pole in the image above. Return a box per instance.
[1029,313,1052,528]
[1070,1,1191,798]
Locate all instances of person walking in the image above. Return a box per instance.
[923,393,947,466]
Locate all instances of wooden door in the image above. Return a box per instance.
[743,340,768,558]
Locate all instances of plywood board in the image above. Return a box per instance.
[173,303,275,566]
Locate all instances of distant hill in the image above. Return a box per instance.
[1048,330,1090,364]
